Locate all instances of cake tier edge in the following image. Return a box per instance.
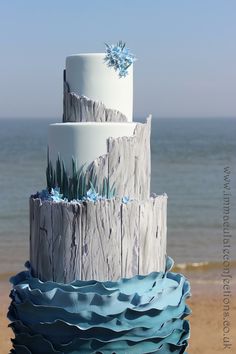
[30,194,167,283]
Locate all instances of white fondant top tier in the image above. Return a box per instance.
[66,53,133,121]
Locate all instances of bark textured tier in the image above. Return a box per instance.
[63,72,128,122]
[86,117,151,200]
[30,195,167,283]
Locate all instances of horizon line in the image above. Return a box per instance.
[0,116,236,120]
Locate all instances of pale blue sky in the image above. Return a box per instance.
[0,0,235,118]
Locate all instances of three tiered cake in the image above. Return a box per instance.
[8,43,191,353]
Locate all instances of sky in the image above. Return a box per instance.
[0,0,235,119]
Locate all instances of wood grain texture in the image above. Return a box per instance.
[30,195,167,283]
[139,195,167,275]
[86,155,109,191]
[51,202,64,282]
[134,117,151,199]
[82,199,121,281]
[38,201,53,281]
[29,197,41,277]
[83,116,151,200]
[108,115,151,199]
[121,202,139,278]
[63,71,128,123]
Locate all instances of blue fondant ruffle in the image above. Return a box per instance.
[8,257,191,354]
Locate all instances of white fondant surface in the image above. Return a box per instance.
[66,54,133,121]
[49,122,136,173]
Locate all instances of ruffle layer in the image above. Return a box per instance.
[8,257,191,354]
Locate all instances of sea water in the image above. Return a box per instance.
[0,117,235,274]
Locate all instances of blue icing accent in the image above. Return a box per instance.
[33,187,113,204]
[33,184,102,203]
[104,41,136,78]
[35,188,64,202]
[32,188,135,205]
[122,196,131,204]
[8,257,191,354]
[83,187,104,202]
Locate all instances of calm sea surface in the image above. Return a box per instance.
[0,117,235,274]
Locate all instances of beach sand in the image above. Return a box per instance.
[0,269,235,354]
[188,294,236,354]
[0,279,12,354]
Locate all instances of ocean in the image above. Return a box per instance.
[0,117,235,275]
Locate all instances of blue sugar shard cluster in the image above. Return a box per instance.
[104,41,136,78]
[8,257,191,354]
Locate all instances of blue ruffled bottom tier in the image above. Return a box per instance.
[8,257,191,354]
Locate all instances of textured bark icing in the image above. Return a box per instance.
[30,195,167,283]
[63,76,128,123]
[8,257,191,354]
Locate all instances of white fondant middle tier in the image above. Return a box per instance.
[49,122,137,174]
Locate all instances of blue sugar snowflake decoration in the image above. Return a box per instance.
[35,187,64,202]
[81,183,102,202]
[104,41,136,78]
[49,188,64,202]
[84,187,100,202]
[122,196,131,204]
